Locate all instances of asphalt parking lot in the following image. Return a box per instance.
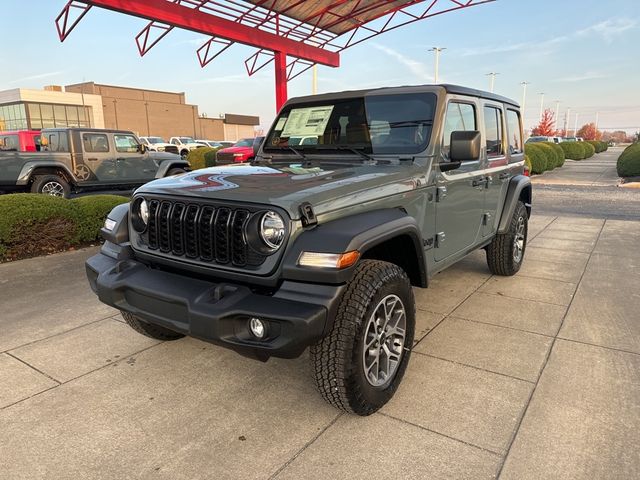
[1,159,639,479]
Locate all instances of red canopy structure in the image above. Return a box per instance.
[56,0,494,110]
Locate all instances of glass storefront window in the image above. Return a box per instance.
[40,104,54,121]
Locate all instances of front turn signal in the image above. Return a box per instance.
[298,250,360,269]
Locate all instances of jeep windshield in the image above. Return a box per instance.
[264,92,436,157]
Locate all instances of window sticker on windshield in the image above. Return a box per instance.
[281,106,334,137]
[274,117,287,131]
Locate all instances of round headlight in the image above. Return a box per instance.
[260,211,286,250]
[132,198,149,233]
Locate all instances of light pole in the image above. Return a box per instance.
[429,47,446,83]
[554,101,561,129]
[538,92,545,121]
[486,72,499,93]
[520,81,530,120]
[564,107,571,135]
[574,113,579,137]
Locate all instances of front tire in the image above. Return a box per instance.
[31,174,71,198]
[310,260,415,416]
[486,201,528,276]
[121,312,185,341]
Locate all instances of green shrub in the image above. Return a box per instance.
[587,140,608,153]
[0,193,127,261]
[559,141,586,160]
[186,147,216,170]
[547,142,565,167]
[583,142,595,158]
[204,147,222,168]
[617,143,640,177]
[524,144,548,174]
[535,143,556,169]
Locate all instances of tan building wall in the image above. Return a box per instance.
[65,82,259,141]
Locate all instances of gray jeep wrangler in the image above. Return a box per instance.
[86,84,531,415]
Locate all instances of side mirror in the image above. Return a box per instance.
[138,143,147,153]
[450,130,481,162]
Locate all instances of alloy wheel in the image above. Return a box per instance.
[513,216,526,263]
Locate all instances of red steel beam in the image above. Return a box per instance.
[273,51,287,111]
[72,0,340,67]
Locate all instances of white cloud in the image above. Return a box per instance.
[555,71,611,83]
[8,71,64,84]
[577,18,638,42]
[371,44,433,82]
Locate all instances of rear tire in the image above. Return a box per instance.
[30,174,71,198]
[310,260,415,416]
[121,311,185,341]
[486,201,528,276]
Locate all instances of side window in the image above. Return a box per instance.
[114,135,140,153]
[83,133,109,153]
[171,138,178,145]
[44,133,69,152]
[484,106,504,158]
[506,109,523,156]
[442,102,476,160]
[1,135,19,151]
[34,135,42,152]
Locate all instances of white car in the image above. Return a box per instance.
[139,136,179,154]
[169,136,206,158]
[196,139,224,148]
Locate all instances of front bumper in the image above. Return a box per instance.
[86,248,344,360]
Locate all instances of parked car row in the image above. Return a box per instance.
[526,135,584,144]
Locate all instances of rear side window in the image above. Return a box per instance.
[506,109,523,155]
[442,102,476,160]
[45,132,70,152]
[0,135,19,151]
[484,106,504,158]
[114,135,140,153]
[83,133,109,153]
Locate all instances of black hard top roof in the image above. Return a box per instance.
[286,83,519,108]
[42,127,137,135]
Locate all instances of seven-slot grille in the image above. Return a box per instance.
[143,199,265,267]
[215,152,236,164]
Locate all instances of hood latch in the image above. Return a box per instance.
[299,202,317,228]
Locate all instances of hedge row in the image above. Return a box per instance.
[559,141,595,160]
[617,143,640,177]
[524,142,566,174]
[0,194,128,261]
[586,140,609,153]
[187,146,223,170]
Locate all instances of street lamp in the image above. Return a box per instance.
[429,47,446,83]
[486,72,499,93]
[554,101,561,128]
[520,81,530,115]
[538,92,545,120]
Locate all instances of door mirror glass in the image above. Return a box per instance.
[450,130,481,162]
[253,136,264,156]
[138,143,147,154]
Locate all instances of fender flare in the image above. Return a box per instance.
[155,159,191,178]
[16,161,77,186]
[498,175,532,234]
[282,208,427,285]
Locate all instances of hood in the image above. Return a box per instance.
[218,146,252,154]
[149,151,181,160]
[135,161,422,219]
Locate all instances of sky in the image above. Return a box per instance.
[2,0,639,134]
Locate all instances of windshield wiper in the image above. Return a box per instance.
[388,120,434,128]
[286,145,307,161]
[316,145,373,161]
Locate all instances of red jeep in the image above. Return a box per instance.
[0,130,42,152]
[215,136,264,164]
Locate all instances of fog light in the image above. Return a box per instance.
[249,317,267,339]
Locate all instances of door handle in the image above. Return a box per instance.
[472,177,489,187]
[498,172,511,180]
[87,157,98,162]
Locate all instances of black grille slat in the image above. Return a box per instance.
[198,206,215,261]
[147,200,160,249]
[184,205,200,258]
[231,210,250,266]
[158,202,172,252]
[214,208,231,264]
[137,199,268,268]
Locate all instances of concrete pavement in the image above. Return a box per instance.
[1,214,639,479]
[531,147,622,187]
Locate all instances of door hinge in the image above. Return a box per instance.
[423,237,435,250]
[436,186,447,202]
[435,232,446,247]
[483,213,492,225]
[299,202,317,227]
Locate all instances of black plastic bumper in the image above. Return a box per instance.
[86,250,344,360]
